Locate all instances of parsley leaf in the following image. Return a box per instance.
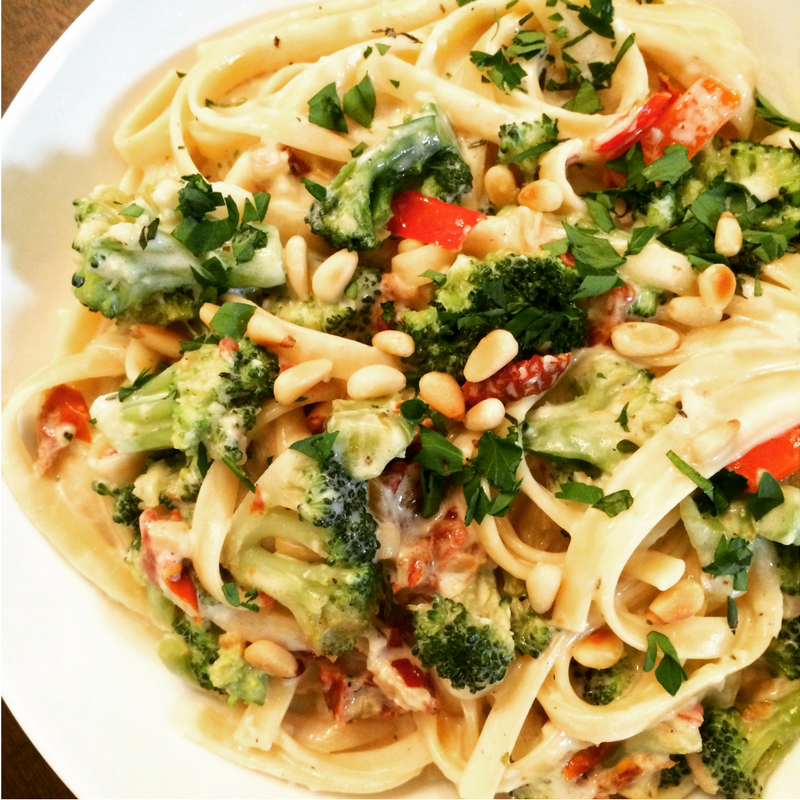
[556,481,633,517]
[308,82,348,132]
[727,596,738,632]
[625,225,658,256]
[173,196,239,256]
[666,452,747,516]
[289,432,339,463]
[343,74,376,128]
[376,43,391,55]
[746,471,784,521]
[470,49,527,93]
[641,144,692,184]
[703,536,753,591]
[121,203,144,218]
[231,225,268,264]
[222,582,259,612]
[414,426,465,476]
[615,403,629,432]
[644,631,688,696]
[301,177,327,201]
[222,456,256,493]
[139,217,159,250]
[563,80,603,114]
[755,91,800,132]
[118,368,155,401]
[209,302,255,340]
[506,30,547,60]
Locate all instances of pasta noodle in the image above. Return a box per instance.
[3,0,799,797]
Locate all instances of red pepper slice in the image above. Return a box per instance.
[727,424,800,493]
[563,742,614,782]
[392,658,429,688]
[40,384,92,443]
[167,567,200,614]
[593,90,674,159]
[387,191,487,251]
[640,76,740,163]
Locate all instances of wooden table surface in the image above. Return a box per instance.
[3,6,91,795]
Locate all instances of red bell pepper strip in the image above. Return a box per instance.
[392,658,429,688]
[727,424,800,493]
[387,191,487,251]
[593,90,674,159]
[563,742,614,782]
[640,76,740,163]
[36,384,93,474]
[167,566,200,614]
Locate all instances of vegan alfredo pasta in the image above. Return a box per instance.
[3,0,799,797]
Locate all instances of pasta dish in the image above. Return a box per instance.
[3,0,800,796]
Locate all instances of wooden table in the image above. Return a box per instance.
[3,5,90,793]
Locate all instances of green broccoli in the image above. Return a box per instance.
[685,141,800,205]
[398,251,586,380]
[764,615,800,680]
[261,265,381,343]
[71,176,284,326]
[92,481,143,548]
[91,336,278,486]
[571,655,635,706]
[411,567,515,693]
[325,396,415,480]
[497,116,560,182]
[224,442,382,656]
[306,102,472,251]
[158,614,268,705]
[524,350,677,479]
[628,285,669,318]
[502,575,555,657]
[658,754,692,789]
[775,543,800,595]
[699,689,800,798]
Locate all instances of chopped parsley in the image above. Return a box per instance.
[644,631,688,696]
[307,82,348,132]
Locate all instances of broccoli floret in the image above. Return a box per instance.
[687,141,800,205]
[411,567,515,693]
[764,615,800,680]
[700,689,800,798]
[71,176,285,326]
[92,481,143,548]
[236,547,380,656]
[524,350,677,478]
[224,445,382,655]
[91,336,278,474]
[634,189,682,233]
[325,396,415,480]
[776,543,800,595]
[502,575,555,657]
[398,251,586,380]
[306,103,472,251]
[159,614,268,704]
[262,266,381,343]
[497,116,560,182]
[207,643,269,706]
[571,655,635,706]
[659,754,692,789]
[628,284,669,318]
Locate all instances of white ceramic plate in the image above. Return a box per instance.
[2,1,798,797]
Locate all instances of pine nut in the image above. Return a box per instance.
[311,249,359,303]
[646,579,705,624]
[518,179,564,213]
[247,312,296,348]
[244,639,299,678]
[610,322,680,357]
[698,263,736,311]
[347,364,407,400]
[372,330,416,358]
[623,550,685,591]
[485,164,518,208]
[274,536,320,562]
[274,359,333,405]
[689,419,741,463]
[464,398,506,432]
[284,235,310,301]
[397,238,425,253]
[526,563,562,615]
[419,372,466,420]
[665,296,723,327]
[464,329,519,383]
[572,628,625,670]
[129,324,184,361]
[714,211,742,258]
[760,127,800,149]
